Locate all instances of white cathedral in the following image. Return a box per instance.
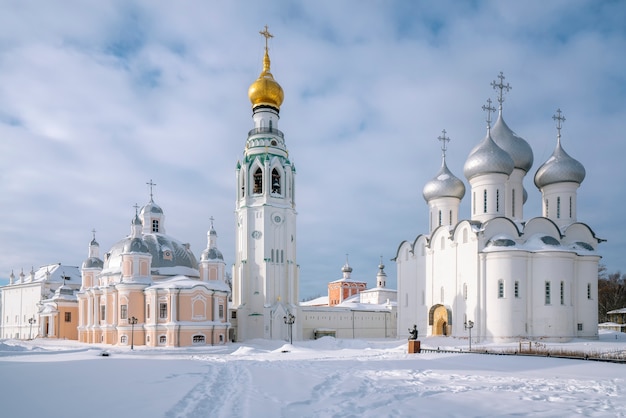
[395,74,601,342]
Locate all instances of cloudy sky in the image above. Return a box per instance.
[1,1,624,298]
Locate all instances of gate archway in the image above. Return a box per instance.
[429,304,452,336]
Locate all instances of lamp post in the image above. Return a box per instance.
[283,313,295,344]
[464,319,474,351]
[129,316,138,350]
[28,317,36,340]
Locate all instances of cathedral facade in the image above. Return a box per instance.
[395,75,601,342]
[76,198,230,347]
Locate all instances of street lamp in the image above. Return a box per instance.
[283,313,295,344]
[28,317,36,340]
[129,316,138,350]
[464,319,474,351]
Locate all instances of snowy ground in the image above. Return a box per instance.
[1,332,625,418]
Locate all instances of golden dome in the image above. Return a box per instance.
[248,42,284,110]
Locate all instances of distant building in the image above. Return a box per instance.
[0,263,80,340]
[599,308,626,333]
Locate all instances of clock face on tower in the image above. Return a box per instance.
[251,230,262,239]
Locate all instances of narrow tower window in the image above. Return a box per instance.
[152,220,159,232]
[545,281,551,305]
[449,210,452,225]
[498,279,504,298]
[560,281,565,305]
[514,281,519,298]
[483,190,487,213]
[253,167,263,194]
[438,210,442,226]
[545,199,549,217]
[557,197,561,219]
[271,168,281,194]
[496,189,500,212]
[512,189,516,218]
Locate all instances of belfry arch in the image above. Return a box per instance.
[429,304,452,336]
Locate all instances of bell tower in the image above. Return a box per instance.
[232,27,299,342]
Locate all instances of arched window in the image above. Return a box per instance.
[271,168,281,194]
[192,335,206,344]
[120,335,127,344]
[253,167,263,194]
[569,197,573,218]
[159,335,167,344]
[241,174,245,198]
[152,219,159,232]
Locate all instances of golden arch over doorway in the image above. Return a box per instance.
[428,304,452,336]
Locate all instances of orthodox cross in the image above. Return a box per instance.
[482,98,496,128]
[491,71,511,110]
[146,179,157,201]
[91,229,97,240]
[437,129,450,159]
[553,108,566,140]
[133,203,140,216]
[209,215,215,229]
[259,25,273,51]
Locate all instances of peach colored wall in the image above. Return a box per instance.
[58,306,78,340]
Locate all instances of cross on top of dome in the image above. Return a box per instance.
[553,108,566,140]
[482,98,496,128]
[491,71,511,111]
[438,129,450,159]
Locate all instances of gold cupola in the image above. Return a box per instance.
[248,26,284,111]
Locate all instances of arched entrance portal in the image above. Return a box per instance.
[429,304,452,336]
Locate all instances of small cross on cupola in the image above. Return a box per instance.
[553,108,566,141]
[491,71,511,112]
[482,98,496,130]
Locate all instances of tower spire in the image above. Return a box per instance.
[491,71,511,112]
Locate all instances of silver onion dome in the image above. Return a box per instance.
[140,200,163,215]
[464,131,514,181]
[82,257,103,269]
[423,159,466,201]
[103,233,198,274]
[201,247,224,261]
[534,138,585,188]
[491,113,533,172]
